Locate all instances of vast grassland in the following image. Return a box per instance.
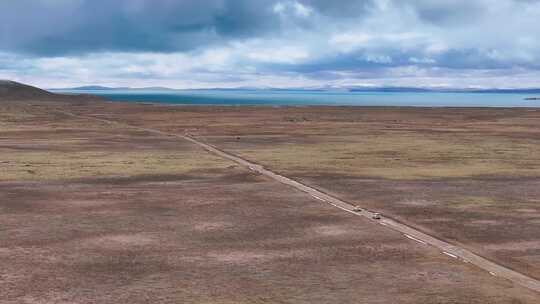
[72,103,540,280]
[2,100,540,303]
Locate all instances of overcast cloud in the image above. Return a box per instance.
[1,0,539,88]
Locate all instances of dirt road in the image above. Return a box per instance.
[57,108,540,294]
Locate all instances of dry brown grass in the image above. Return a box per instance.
[221,132,540,179]
[0,150,229,181]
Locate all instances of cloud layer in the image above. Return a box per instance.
[1,0,540,88]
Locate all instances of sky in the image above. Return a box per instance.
[1,0,540,89]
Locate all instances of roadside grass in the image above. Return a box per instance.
[0,150,230,181]
[225,132,540,180]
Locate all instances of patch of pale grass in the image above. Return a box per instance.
[0,150,231,181]
[228,132,540,179]
[447,196,499,210]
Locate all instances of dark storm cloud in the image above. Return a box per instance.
[0,0,280,55]
[259,46,530,75]
[303,0,376,18]
[399,0,485,25]
[0,0,385,56]
[265,51,408,74]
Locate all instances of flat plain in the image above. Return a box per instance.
[2,98,540,303]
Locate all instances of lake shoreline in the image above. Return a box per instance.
[51,89,540,108]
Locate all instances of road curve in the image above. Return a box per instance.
[57,109,540,294]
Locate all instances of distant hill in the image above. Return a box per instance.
[69,85,124,90]
[0,80,103,102]
[0,80,59,100]
[62,85,173,91]
[347,86,540,94]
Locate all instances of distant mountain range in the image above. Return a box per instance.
[55,85,540,94]
[62,85,177,91]
[347,87,540,94]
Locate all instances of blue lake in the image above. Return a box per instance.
[51,89,540,107]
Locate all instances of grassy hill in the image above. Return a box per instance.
[0,80,102,101]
